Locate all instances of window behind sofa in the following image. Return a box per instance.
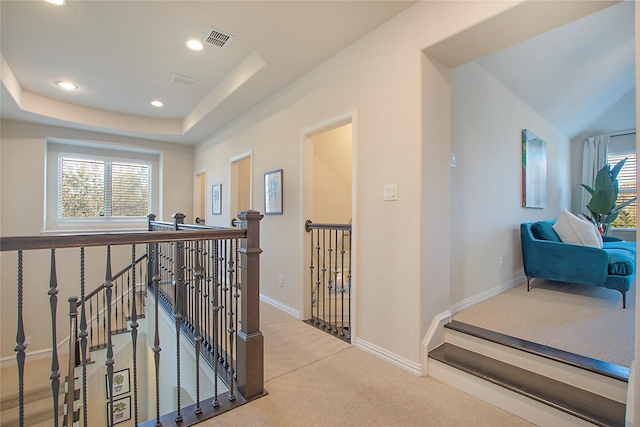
[608,132,637,229]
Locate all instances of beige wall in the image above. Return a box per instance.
[194,1,521,369]
[312,124,352,224]
[0,119,194,359]
[450,62,571,303]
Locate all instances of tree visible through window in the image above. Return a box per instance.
[608,153,637,229]
[60,157,150,219]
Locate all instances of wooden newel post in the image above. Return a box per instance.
[172,212,185,229]
[237,210,264,400]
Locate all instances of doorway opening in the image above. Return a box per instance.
[302,115,355,342]
[194,171,206,225]
[230,152,252,223]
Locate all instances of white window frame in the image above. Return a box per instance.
[607,133,637,230]
[45,139,160,233]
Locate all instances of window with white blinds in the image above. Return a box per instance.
[59,156,150,219]
[607,153,636,229]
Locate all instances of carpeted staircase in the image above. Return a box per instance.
[428,320,628,427]
[0,354,70,427]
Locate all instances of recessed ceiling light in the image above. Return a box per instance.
[56,81,77,90]
[151,100,164,107]
[186,40,203,51]
[45,0,66,5]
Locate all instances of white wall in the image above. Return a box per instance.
[450,62,571,303]
[194,1,520,369]
[0,119,194,359]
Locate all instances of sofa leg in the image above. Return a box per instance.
[526,277,531,292]
[620,290,626,309]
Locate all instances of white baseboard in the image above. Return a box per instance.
[354,338,422,376]
[260,294,300,319]
[422,276,525,375]
[422,310,452,375]
[449,275,525,316]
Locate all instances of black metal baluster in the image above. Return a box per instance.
[14,250,26,427]
[221,241,229,369]
[79,248,89,427]
[66,296,78,427]
[309,226,315,323]
[227,241,236,401]
[130,245,140,426]
[211,250,220,409]
[347,228,352,341]
[174,241,184,424]
[340,230,346,337]
[114,275,120,333]
[234,238,240,380]
[321,231,326,328]
[89,299,94,350]
[333,229,339,334]
[315,230,321,324]
[102,288,106,349]
[152,253,162,426]
[194,242,203,415]
[48,249,61,427]
[105,247,115,427]
[213,242,222,365]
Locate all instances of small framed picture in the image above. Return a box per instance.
[264,169,283,215]
[107,395,131,425]
[212,183,222,215]
[106,368,130,398]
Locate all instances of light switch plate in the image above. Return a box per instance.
[384,184,398,201]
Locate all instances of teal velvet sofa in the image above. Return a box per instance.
[521,220,635,308]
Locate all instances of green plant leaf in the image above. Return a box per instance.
[580,184,595,196]
[609,158,626,181]
[611,197,637,214]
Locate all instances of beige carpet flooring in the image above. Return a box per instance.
[201,302,535,427]
[454,279,636,368]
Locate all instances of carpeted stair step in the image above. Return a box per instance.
[0,392,65,427]
[1,354,70,427]
[429,320,628,427]
[444,320,630,382]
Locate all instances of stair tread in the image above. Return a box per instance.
[1,391,65,426]
[429,343,626,427]
[446,320,629,382]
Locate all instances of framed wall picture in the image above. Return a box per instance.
[212,183,222,215]
[264,169,283,215]
[107,396,132,425]
[522,129,547,209]
[106,368,130,398]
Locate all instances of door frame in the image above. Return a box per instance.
[194,168,207,225]
[229,151,253,222]
[300,109,358,339]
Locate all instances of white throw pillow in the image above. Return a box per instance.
[552,209,603,248]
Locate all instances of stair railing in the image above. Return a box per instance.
[304,220,352,342]
[0,210,264,427]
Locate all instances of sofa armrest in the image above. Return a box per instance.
[523,239,609,286]
[603,236,622,242]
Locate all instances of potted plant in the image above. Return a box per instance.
[581,158,636,235]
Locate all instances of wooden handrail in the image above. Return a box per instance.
[305,220,352,232]
[0,229,246,252]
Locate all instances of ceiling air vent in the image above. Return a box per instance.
[203,28,233,49]
[170,74,197,87]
